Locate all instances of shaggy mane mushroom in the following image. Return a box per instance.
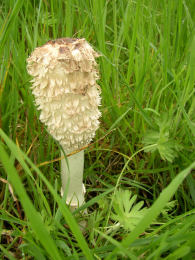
[27,38,101,210]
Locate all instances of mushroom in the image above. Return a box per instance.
[27,38,101,210]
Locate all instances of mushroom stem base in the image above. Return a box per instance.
[61,150,85,208]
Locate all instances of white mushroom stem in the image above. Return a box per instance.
[61,150,86,209]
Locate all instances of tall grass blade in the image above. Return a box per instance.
[0,143,62,260]
[0,0,24,52]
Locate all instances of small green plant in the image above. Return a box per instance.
[160,200,178,219]
[142,114,182,162]
[111,189,148,231]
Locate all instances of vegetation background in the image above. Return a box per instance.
[0,0,195,259]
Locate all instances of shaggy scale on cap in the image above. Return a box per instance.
[27,38,101,154]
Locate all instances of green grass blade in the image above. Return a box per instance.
[0,244,16,260]
[0,143,62,260]
[94,229,137,259]
[0,0,24,52]
[126,0,141,82]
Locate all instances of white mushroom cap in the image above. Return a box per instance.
[27,38,101,153]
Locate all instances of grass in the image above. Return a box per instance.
[0,0,195,259]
